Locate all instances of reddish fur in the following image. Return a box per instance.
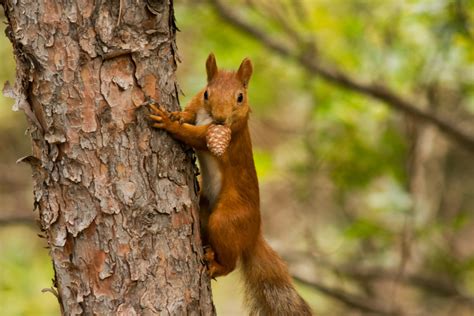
[149,53,312,315]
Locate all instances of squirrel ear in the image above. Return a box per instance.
[237,58,253,87]
[206,53,218,83]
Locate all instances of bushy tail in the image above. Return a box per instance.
[241,236,313,316]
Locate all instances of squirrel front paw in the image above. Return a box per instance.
[149,103,172,129]
[169,111,193,124]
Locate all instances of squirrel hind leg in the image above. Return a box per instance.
[203,246,236,278]
[206,209,246,277]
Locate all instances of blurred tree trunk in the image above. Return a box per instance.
[1,0,215,314]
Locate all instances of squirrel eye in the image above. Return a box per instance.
[237,93,243,103]
[204,90,209,100]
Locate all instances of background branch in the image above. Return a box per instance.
[285,252,474,307]
[292,274,401,315]
[209,0,474,152]
[0,213,36,227]
[341,266,474,306]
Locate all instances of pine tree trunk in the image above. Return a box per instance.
[1,0,215,314]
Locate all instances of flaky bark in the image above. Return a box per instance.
[1,0,215,314]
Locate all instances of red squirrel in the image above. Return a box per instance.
[148,53,312,315]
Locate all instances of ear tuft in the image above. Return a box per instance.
[237,58,253,87]
[206,53,218,83]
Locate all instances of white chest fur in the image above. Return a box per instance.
[196,109,222,207]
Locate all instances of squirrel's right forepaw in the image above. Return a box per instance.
[169,111,185,124]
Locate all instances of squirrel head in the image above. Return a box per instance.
[202,53,253,129]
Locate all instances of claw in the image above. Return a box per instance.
[141,97,156,107]
[207,265,217,279]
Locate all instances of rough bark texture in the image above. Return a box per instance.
[2,0,215,314]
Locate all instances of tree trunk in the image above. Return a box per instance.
[1,0,215,314]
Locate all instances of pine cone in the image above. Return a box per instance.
[206,124,231,157]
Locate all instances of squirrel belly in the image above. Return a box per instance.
[148,53,313,315]
[196,108,223,208]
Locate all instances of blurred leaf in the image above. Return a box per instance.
[0,226,59,316]
[253,149,274,180]
[344,218,392,242]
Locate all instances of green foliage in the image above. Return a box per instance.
[253,149,274,180]
[312,87,407,189]
[0,227,59,316]
[344,217,393,243]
